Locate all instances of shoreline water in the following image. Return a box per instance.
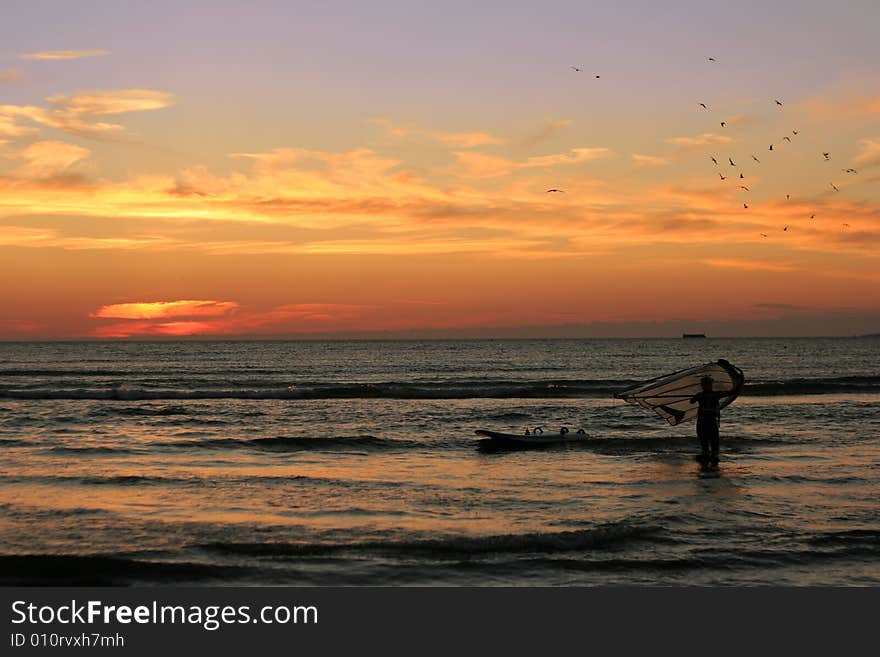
[2,338,878,585]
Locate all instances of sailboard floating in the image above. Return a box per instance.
[614,359,745,426]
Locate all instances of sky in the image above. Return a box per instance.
[1,0,879,338]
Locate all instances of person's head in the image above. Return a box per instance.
[700,376,714,392]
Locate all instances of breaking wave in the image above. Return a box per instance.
[3,376,879,401]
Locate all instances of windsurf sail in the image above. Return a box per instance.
[614,359,745,426]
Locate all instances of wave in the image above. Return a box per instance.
[87,405,193,417]
[745,376,880,395]
[1,473,203,487]
[2,375,879,401]
[48,445,136,455]
[0,438,42,447]
[158,434,418,452]
[198,521,662,558]
[0,555,252,585]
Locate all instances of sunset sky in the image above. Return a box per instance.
[1,0,879,338]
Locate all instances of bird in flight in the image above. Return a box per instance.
[823,152,830,161]
[752,155,761,163]
[786,194,791,200]
[718,173,727,180]
[711,156,718,165]
[571,66,582,72]
[739,173,744,179]
[729,157,736,166]
[708,57,716,62]
[783,136,792,142]
[843,223,851,228]
[720,121,726,127]
[784,226,789,231]
[699,103,708,109]
[843,168,858,174]
[830,183,840,192]
[769,144,774,151]
[743,203,749,209]
[792,130,799,135]
[760,233,768,237]
[810,214,816,219]
[739,185,750,191]
[775,100,783,107]
[546,188,565,193]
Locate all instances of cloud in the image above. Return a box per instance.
[92,300,239,320]
[16,140,90,177]
[0,89,175,139]
[20,49,111,61]
[89,301,375,337]
[452,147,609,178]
[368,117,507,148]
[853,138,880,169]
[0,69,24,84]
[522,147,610,168]
[432,131,507,148]
[263,303,372,322]
[47,89,174,116]
[702,258,797,273]
[666,132,735,149]
[92,320,218,338]
[0,112,39,137]
[631,154,671,167]
[228,147,399,178]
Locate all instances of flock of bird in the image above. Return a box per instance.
[554,57,858,237]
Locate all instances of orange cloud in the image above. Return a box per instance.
[92,320,217,338]
[631,154,670,167]
[451,147,608,178]
[0,112,39,137]
[702,258,798,273]
[92,300,239,320]
[367,117,508,147]
[522,147,610,168]
[89,302,377,338]
[20,49,111,61]
[433,131,508,147]
[47,89,174,116]
[666,132,735,149]
[0,89,174,139]
[16,140,90,177]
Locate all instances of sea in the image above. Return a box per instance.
[1,338,878,586]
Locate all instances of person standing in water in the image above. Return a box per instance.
[690,376,724,465]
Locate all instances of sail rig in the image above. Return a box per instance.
[614,359,745,426]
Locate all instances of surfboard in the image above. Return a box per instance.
[475,429,589,444]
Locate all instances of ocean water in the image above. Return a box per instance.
[1,338,878,586]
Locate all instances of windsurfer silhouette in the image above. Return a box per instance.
[690,376,724,465]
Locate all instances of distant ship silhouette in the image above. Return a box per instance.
[682,333,707,339]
